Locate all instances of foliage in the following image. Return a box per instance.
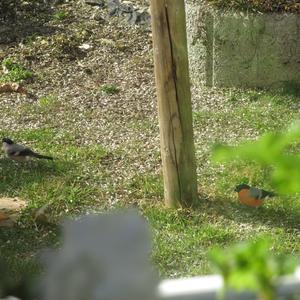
[213,121,300,194]
[38,95,59,108]
[100,84,120,95]
[210,238,297,300]
[1,59,33,83]
[206,0,300,13]
[53,10,70,21]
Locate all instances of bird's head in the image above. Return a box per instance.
[2,138,14,145]
[234,184,250,192]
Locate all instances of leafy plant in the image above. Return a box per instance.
[210,238,297,300]
[38,95,58,108]
[100,84,120,95]
[53,10,69,21]
[213,121,300,194]
[1,59,33,83]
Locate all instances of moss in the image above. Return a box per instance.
[205,0,300,13]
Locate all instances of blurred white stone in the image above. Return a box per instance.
[78,43,92,50]
[43,210,158,300]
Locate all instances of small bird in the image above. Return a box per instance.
[2,138,53,161]
[234,184,276,207]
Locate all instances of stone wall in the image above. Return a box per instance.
[186,1,300,88]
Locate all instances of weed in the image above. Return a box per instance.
[53,10,69,21]
[38,95,59,108]
[100,84,120,95]
[210,238,297,299]
[0,59,33,83]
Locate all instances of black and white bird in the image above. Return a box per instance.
[2,138,53,161]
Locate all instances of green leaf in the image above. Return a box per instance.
[212,122,300,194]
[210,238,297,295]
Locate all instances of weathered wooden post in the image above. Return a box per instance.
[150,0,198,208]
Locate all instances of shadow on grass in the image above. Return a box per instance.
[196,195,300,233]
[281,81,300,98]
[0,158,74,195]
[0,225,60,292]
[0,25,61,44]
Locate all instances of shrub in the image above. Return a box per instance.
[210,238,297,300]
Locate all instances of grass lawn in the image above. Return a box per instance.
[0,0,299,282]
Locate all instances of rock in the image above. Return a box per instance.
[92,10,106,22]
[126,10,138,25]
[0,197,27,227]
[84,0,151,26]
[78,43,93,50]
[107,0,120,12]
[120,1,134,13]
[136,8,151,26]
[107,0,121,16]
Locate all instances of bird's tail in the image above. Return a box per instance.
[262,190,276,198]
[32,152,53,160]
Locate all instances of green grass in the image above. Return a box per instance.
[0,84,299,283]
[125,174,164,199]
[193,88,299,198]
[0,59,33,83]
[0,128,108,213]
[38,95,59,109]
[0,226,59,278]
[53,10,70,21]
[1,2,298,293]
[0,4,299,285]
[144,200,300,278]
[0,87,299,281]
[100,84,120,95]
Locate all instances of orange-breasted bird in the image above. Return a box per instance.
[234,184,276,207]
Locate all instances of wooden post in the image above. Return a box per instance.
[150,0,198,208]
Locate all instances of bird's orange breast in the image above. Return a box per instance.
[238,189,263,208]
